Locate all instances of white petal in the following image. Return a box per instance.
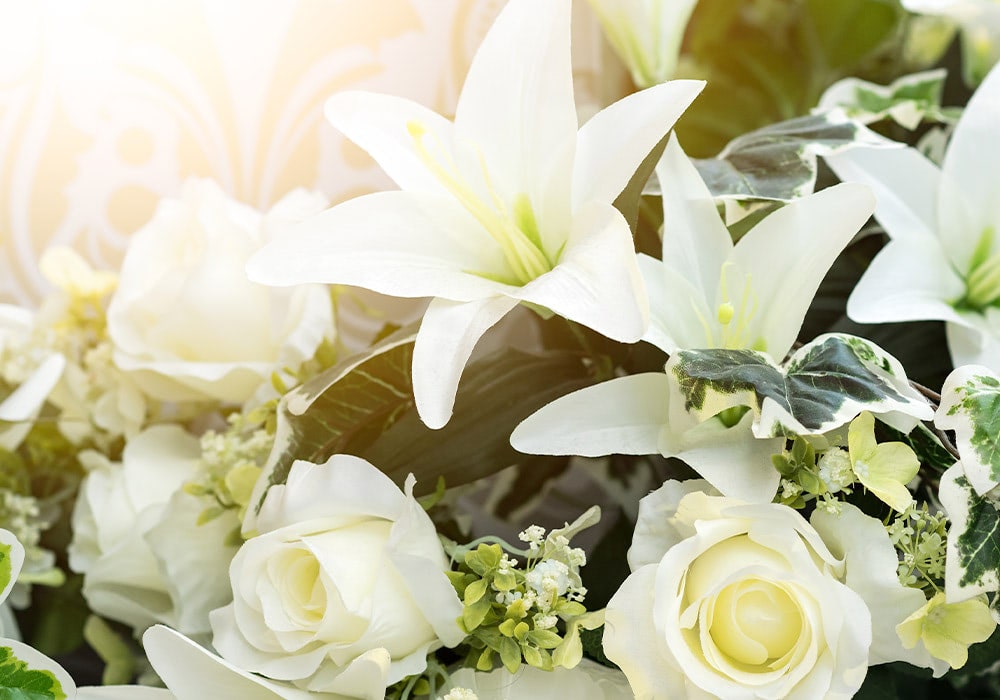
[454,0,577,230]
[668,411,784,503]
[573,80,705,210]
[825,146,940,241]
[604,566,688,699]
[411,296,519,429]
[655,135,731,297]
[946,313,1000,371]
[847,237,967,325]
[640,252,714,354]
[511,373,671,457]
[0,353,64,422]
[143,625,370,700]
[122,425,201,514]
[728,182,875,359]
[517,200,648,342]
[811,504,949,676]
[939,61,1000,271]
[257,456,405,533]
[324,91,456,196]
[246,191,510,301]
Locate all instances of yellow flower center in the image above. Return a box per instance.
[710,579,803,665]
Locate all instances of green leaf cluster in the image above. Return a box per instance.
[448,543,585,675]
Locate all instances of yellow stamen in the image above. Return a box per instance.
[406,120,553,285]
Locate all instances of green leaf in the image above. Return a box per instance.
[358,348,593,496]
[253,329,595,512]
[818,69,960,130]
[675,0,911,157]
[939,465,1000,602]
[0,530,23,609]
[687,111,890,203]
[251,324,418,514]
[0,641,74,700]
[668,333,932,437]
[936,366,1000,495]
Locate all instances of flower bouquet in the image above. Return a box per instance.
[3,0,1000,698]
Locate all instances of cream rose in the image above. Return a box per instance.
[68,425,239,637]
[605,480,871,699]
[209,454,464,696]
[106,179,333,404]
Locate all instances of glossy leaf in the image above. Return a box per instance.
[668,333,932,437]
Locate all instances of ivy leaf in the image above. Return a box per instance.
[936,365,1000,495]
[668,333,933,437]
[0,530,23,612]
[675,0,909,157]
[0,640,74,700]
[939,464,1000,604]
[690,111,890,204]
[817,69,960,130]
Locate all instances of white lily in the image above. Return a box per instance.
[246,0,704,429]
[826,61,1000,371]
[585,0,698,88]
[512,137,874,502]
[903,0,1000,83]
[644,135,876,360]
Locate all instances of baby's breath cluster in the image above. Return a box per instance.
[445,512,598,676]
[183,411,273,535]
[888,503,948,593]
[774,437,852,512]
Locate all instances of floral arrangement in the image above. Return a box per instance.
[4,0,1000,698]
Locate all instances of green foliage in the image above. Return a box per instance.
[690,111,888,203]
[0,643,68,700]
[669,333,928,437]
[675,0,913,157]
[938,369,1000,490]
[257,324,595,504]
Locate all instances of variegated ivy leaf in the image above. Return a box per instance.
[646,110,891,206]
[940,463,1000,605]
[667,333,933,438]
[0,529,23,612]
[0,639,75,700]
[816,69,960,130]
[936,365,1000,496]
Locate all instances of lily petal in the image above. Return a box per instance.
[639,252,713,353]
[516,200,648,342]
[453,0,577,242]
[573,80,705,211]
[324,91,457,196]
[939,62,1000,270]
[663,410,783,503]
[728,182,875,359]
[656,135,731,298]
[847,237,967,325]
[825,146,940,242]
[246,191,510,301]
[510,372,671,456]
[946,312,1000,368]
[412,296,519,429]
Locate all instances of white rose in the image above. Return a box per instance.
[107,179,333,404]
[210,454,464,696]
[68,425,239,637]
[446,659,634,699]
[605,480,871,699]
